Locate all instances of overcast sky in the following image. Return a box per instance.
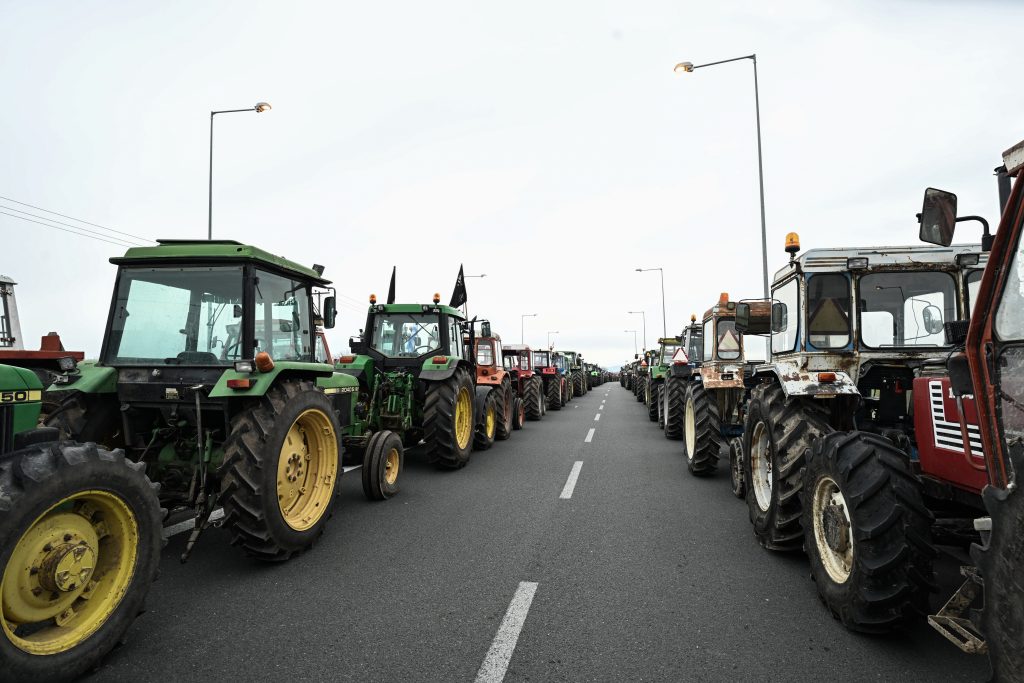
[3,0,1022,368]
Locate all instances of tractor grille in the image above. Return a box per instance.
[0,405,12,456]
[335,393,353,429]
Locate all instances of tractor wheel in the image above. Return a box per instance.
[547,379,561,411]
[803,432,935,633]
[636,377,646,402]
[220,380,341,561]
[525,378,543,421]
[0,442,161,683]
[562,377,571,405]
[512,397,525,430]
[729,437,746,499]
[656,388,665,429]
[423,368,475,469]
[647,382,660,422]
[743,383,833,551]
[361,430,402,501]
[474,391,498,451]
[496,380,513,441]
[45,394,123,449]
[683,382,721,476]
[663,376,685,441]
[975,450,1024,681]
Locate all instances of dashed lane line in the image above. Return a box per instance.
[559,461,584,499]
[475,581,540,683]
[585,428,596,443]
[594,413,601,421]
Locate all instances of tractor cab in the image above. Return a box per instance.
[503,344,535,379]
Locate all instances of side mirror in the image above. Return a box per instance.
[920,188,957,247]
[922,305,944,335]
[481,321,492,337]
[947,353,974,397]
[771,302,787,333]
[323,296,337,329]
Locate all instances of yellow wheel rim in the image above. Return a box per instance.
[455,387,472,450]
[276,409,339,531]
[485,405,496,438]
[384,447,400,486]
[2,490,138,656]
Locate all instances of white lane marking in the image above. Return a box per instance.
[343,465,362,473]
[585,428,596,443]
[559,461,584,499]
[162,508,225,539]
[475,581,540,683]
[599,405,604,410]
[594,413,601,421]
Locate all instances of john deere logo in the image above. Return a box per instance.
[0,390,41,404]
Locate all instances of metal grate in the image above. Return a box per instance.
[0,405,12,456]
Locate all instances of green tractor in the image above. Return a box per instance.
[564,351,588,397]
[644,337,681,424]
[46,239,360,564]
[336,293,477,471]
[1,364,162,682]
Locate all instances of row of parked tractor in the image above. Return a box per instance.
[620,141,1024,680]
[0,240,610,681]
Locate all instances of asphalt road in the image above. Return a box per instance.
[87,383,988,682]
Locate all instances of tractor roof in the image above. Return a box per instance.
[703,299,771,324]
[111,239,330,285]
[503,344,531,352]
[776,243,985,280]
[369,303,465,318]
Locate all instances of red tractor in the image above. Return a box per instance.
[471,322,522,449]
[502,343,545,421]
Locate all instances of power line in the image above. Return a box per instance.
[0,204,149,247]
[0,210,139,248]
[0,194,154,243]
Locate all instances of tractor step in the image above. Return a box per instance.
[927,566,987,655]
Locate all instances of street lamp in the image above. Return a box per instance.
[547,330,559,349]
[521,313,537,344]
[624,329,638,355]
[635,268,666,339]
[628,310,646,351]
[208,102,272,240]
[674,54,769,297]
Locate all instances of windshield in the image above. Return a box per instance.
[533,351,550,367]
[477,341,495,366]
[107,266,243,365]
[716,320,742,360]
[860,271,956,348]
[966,269,984,315]
[660,344,680,364]
[370,313,442,358]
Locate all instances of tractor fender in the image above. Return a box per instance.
[208,361,335,398]
[48,362,117,394]
[750,361,859,399]
[473,386,494,427]
[419,358,471,383]
[418,367,457,381]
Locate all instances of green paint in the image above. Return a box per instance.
[208,360,336,397]
[48,362,117,394]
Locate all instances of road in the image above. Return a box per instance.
[89,383,988,682]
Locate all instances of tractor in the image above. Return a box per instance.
[634,350,655,403]
[644,337,681,424]
[0,363,162,682]
[336,293,478,472]
[470,322,521,450]
[552,350,574,405]
[563,351,588,397]
[532,349,567,410]
[733,211,990,634]
[45,239,362,565]
[502,343,545,422]
[662,315,703,441]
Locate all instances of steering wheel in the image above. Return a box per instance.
[414,343,434,354]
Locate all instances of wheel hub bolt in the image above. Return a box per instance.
[823,504,850,553]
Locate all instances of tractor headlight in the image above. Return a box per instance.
[58,356,77,372]
[234,359,255,373]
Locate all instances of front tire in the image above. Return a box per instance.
[220,381,341,561]
[743,383,833,551]
[547,379,561,411]
[525,377,544,421]
[474,390,498,451]
[663,376,685,440]
[647,381,660,422]
[729,437,746,499]
[0,442,161,683]
[512,397,525,430]
[683,382,721,476]
[803,432,935,632]
[361,430,402,501]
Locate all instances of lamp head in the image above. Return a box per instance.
[674,62,694,73]
[255,102,272,113]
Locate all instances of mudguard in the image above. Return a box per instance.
[753,360,859,399]
[208,361,335,398]
[48,362,117,394]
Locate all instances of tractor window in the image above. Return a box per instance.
[477,341,495,366]
[107,266,243,365]
[995,236,1024,339]
[520,351,531,370]
[660,344,680,365]
[254,271,313,362]
[771,278,799,354]
[807,273,851,349]
[716,320,741,360]
[685,327,703,363]
[859,271,956,348]
[703,320,713,359]
[966,269,984,315]
[533,351,549,367]
[447,317,462,357]
[370,313,441,358]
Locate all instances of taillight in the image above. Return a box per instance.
[433,356,448,364]
[339,355,356,364]
[227,378,255,390]
[817,372,836,383]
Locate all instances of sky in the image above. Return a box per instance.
[2,0,1022,369]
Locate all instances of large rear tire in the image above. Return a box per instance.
[423,368,475,469]
[803,432,935,633]
[220,381,341,561]
[683,382,721,476]
[647,381,660,422]
[743,383,832,551]
[496,379,513,441]
[663,376,685,441]
[525,378,543,421]
[0,442,161,683]
[546,379,561,411]
[361,430,402,501]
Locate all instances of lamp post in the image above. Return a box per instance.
[635,268,666,339]
[521,313,537,344]
[462,274,486,317]
[674,54,769,297]
[624,329,638,355]
[208,102,272,240]
[547,330,559,349]
[628,310,646,351]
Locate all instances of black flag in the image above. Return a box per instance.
[449,264,467,309]
[386,266,396,304]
